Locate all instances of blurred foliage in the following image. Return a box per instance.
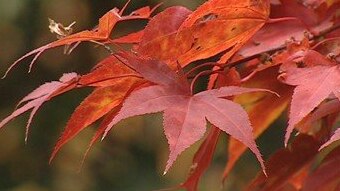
[0,0,284,190]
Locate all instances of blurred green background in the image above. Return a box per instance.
[0,0,285,190]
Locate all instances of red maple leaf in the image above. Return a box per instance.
[280,50,340,146]
[100,52,275,174]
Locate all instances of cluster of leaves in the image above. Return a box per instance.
[1,0,340,190]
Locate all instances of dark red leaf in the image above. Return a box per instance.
[319,128,340,150]
[270,0,339,34]
[302,145,340,191]
[246,134,320,191]
[298,99,340,133]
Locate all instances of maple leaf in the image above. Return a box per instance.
[271,0,339,34]
[2,2,160,78]
[246,134,320,191]
[0,73,79,142]
[109,30,145,44]
[238,0,339,59]
[138,0,270,66]
[280,50,340,146]
[100,52,276,174]
[237,18,308,58]
[302,146,340,191]
[47,53,148,161]
[49,80,142,162]
[138,6,192,51]
[177,68,241,190]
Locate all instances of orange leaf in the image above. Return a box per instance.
[138,0,270,66]
[78,55,141,87]
[50,78,142,162]
[178,0,270,65]
[3,3,159,78]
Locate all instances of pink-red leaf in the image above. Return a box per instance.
[237,18,308,58]
[270,0,339,34]
[280,50,340,146]
[0,73,78,141]
[102,53,273,174]
[178,68,240,189]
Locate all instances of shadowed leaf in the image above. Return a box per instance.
[246,134,320,191]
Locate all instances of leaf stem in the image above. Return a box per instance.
[190,70,225,94]
[184,62,221,78]
[266,17,302,24]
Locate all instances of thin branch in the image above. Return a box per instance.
[190,70,225,94]
[184,62,221,78]
[223,22,340,69]
[186,22,340,90]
